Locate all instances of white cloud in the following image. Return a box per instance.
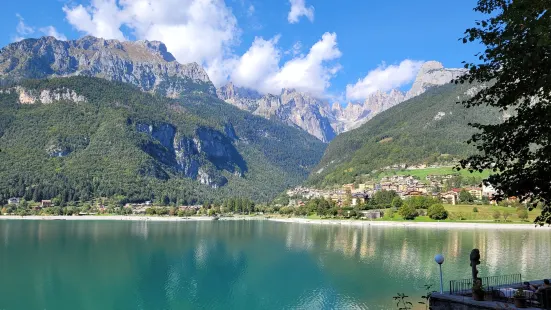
[345,60,424,101]
[16,14,34,37]
[63,1,125,40]
[61,0,339,95]
[13,14,66,42]
[230,32,341,96]
[39,26,68,40]
[231,36,281,91]
[288,0,314,24]
[62,0,239,86]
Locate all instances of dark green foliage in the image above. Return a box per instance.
[399,204,418,220]
[391,196,403,209]
[222,197,256,213]
[404,196,440,209]
[428,204,448,220]
[372,190,399,208]
[481,196,489,205]
[456,0,551,225]
[459,189,475,203]
[0,77,325,204]
[308,82,502,187]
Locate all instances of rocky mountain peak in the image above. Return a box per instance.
[134,40,177,62]
[418,60,445,74]
[216,60,464,142]
[406,61,466,100]
[0,36,215,97]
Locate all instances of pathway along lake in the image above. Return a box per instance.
[1,220,550,309]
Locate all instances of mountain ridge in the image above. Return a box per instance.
[1,36,467,144]
[217,61,467,141]
[307,81,502,188]
[0,36,216,97]
[0,76,326,204]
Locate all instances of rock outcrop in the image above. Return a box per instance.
[136,122,246,188]
[0,86,88,104]
[332,89,406,132]
[405,61,467,100]
[216,83,336,142]
[0,36,216,97]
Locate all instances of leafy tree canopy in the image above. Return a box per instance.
[457,0,551,225]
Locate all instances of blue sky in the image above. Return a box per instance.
[1,0,483,102]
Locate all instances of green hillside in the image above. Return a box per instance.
[308,83,501,187]
[0,77,325,205]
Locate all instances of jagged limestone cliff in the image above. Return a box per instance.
[217,61,466,142]
[0,36,216,97]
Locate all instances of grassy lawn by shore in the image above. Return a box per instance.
[302,204,541,224]
[372,204,540,223]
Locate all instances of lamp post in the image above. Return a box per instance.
[435,254,445,293]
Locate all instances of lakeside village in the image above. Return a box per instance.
[1,168,535,221]
[288,173,496,207]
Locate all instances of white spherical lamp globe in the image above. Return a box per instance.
[435,254,445,265]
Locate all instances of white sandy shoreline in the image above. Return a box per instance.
[0,215,548,229]
[0,215,252,222]
[267,217,550,230]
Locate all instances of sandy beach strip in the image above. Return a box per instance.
[0,215,253,222]
[0,215,549,229]
[267,217,550,230]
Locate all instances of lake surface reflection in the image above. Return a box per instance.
[1,220,550,309]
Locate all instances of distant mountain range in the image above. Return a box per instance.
[0,37,325,203]
[0,35,485,201]
[307,81,502,188]
[0,36,467,143]
[216,61,467,142]
[0,36,216,96]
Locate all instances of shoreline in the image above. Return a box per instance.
[0,215,548,229]
[267,217,549,229]
[0,215,255,222]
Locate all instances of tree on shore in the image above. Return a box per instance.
[399,204,418,220]
[459,189,474,204]
[517,207,529,221]
[391,197,403,209]
[502,210,512,222]
[428,204,449,220]
[457,0,551,225]
[492,210,501,221]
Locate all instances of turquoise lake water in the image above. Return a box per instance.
[0,220,550,309]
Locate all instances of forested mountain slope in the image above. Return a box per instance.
[307,82,502,188]
[0,77,325,204]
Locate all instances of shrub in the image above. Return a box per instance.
[473,207,479,213]
[517,208,529,221]
[279,206,293,215]
[502,210,512,222]
[399,204,418,220]
[428,204,448,220]
[391,197,403,209]
[492,210,501,221]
